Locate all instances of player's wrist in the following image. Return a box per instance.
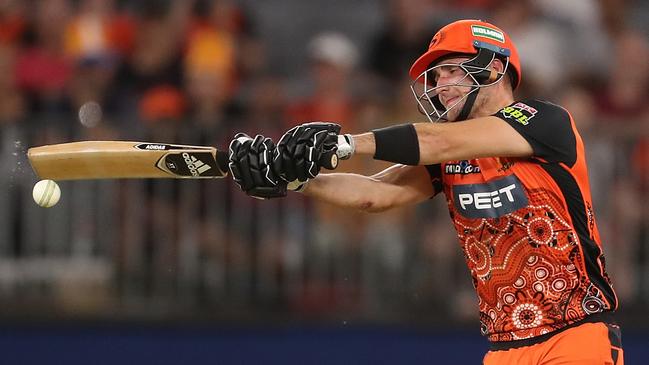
[336,134,355,160]
[345,132,376,156]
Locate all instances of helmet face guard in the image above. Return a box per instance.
[410,41,511,123]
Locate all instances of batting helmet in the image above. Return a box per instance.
[410,19,521,88]
[409,20,521,122]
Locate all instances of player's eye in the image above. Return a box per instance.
[428,70,440,83]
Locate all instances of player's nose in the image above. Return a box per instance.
[437,89,451,104]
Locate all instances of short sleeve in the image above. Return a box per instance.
[493,100,577,166]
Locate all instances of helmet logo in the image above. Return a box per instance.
[470,25,505,43]
[429,31,444,48]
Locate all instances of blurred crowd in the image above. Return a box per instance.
[0,0,648,323]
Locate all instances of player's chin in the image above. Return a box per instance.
[444,108,460,122]
[444,101,467,122]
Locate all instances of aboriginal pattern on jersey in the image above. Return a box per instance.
[448,186,611,342]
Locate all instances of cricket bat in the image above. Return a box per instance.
[27,141,338,180]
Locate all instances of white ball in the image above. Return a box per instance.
[32,179,61,208]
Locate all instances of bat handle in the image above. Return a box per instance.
[320,149,339,170]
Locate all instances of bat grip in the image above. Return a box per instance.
[320,149,339,170]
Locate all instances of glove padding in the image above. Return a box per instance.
[275,122,340,182]
[228,133,287,199]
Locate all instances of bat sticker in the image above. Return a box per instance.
[159,152,221,177]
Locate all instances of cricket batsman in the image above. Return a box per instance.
[228,19,623,364]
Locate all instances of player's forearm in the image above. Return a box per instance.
[348,117,530,165]
[350,132,376,156]
[413,122,451,164]
[349,125,447,165]
[302,173,394,213]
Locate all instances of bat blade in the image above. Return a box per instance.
[27,141,229,180]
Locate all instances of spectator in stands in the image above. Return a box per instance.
[366,0,442,84]
[183,0,248,131]
[593,30,649,131]
[115,0,191,129]
[14,0,73,118]
[287,32,359,130]
[491,0,567,96]
[0,45,25,123]
[533,0,611,81]
[64,0,135,124]
[0,1,26,45]
[284,32,364,314]
[590,29,649,303]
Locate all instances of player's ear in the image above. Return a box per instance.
[492,58,505,73]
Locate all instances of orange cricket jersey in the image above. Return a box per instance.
[426,99,619,350]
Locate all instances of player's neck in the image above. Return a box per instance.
[470,90,514,118]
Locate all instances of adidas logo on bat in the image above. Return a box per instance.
[182,152,212,176]
[144,144,167,150]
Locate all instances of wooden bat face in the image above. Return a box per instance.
[27,141,229,180]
